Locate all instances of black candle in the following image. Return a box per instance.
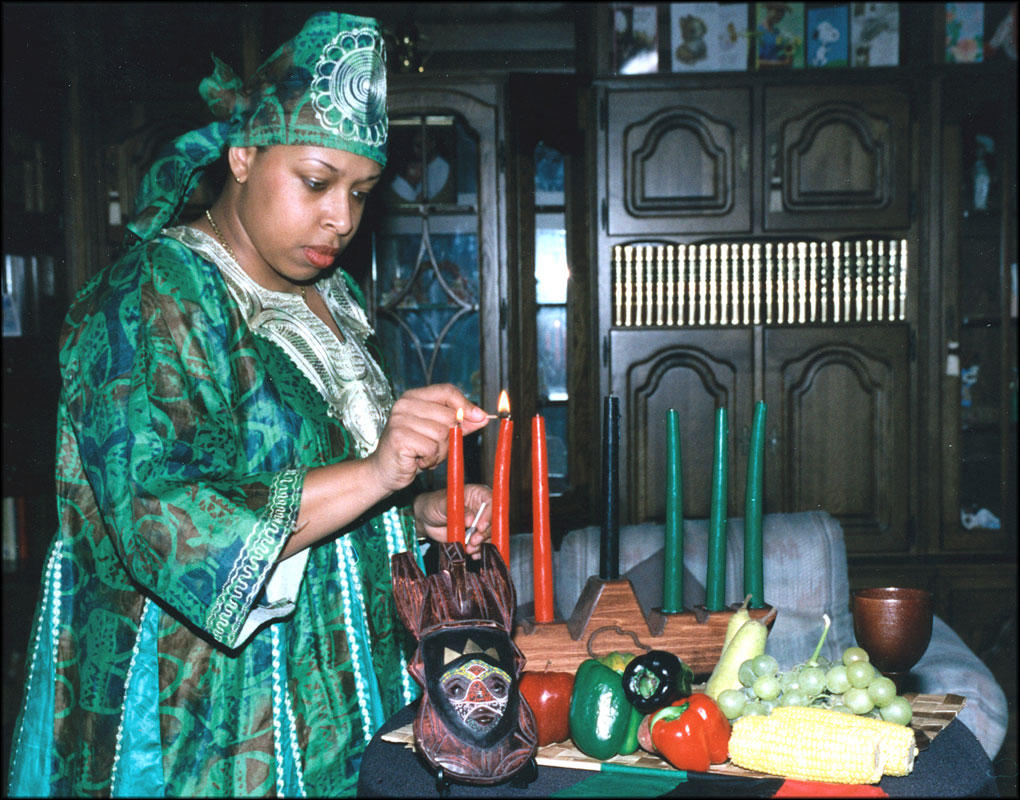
[600,395,620,579]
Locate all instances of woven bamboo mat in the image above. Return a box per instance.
[902,692,967,751]
[380,693,966,779]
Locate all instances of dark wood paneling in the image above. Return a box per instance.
[764,84,911,231]
[610,328,753,522]
[764,326,910,552]
[606,88,751,235]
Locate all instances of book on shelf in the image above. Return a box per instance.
[3,252,56,337]
[3,254,25,337]
[2,496,33,573]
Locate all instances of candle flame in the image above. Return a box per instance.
[497,390,510,417]
[456,407,464,424]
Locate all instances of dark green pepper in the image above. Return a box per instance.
[568,658,631,759]
[621,650,693,713]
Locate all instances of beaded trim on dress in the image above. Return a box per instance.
[163,225,393,456]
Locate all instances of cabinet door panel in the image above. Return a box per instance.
[764,326,910,552]
[610,329,753,523]
[764,85,910,231]
[379,81,504,486]
[607,89,751,235]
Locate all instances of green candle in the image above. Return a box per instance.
[706,406,728,611]
[663,408,683,613]
[744,401,767,608]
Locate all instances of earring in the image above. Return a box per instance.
[234,176,243,184]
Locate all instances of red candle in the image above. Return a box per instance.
[491,390,513,565]
[531,414,554,622]
[447,408,465,545]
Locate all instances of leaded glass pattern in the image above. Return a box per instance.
[373,115,482,401]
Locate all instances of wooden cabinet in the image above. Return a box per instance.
[609,324,910,552]
[600,80,912,237]
[604,88,751,235]
[609,328,754,522]
[763,84,912,231]
[3,5,68,576]
[595,77,917,554]
[763,326,910,552]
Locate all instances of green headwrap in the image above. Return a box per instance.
[127,12,388,243]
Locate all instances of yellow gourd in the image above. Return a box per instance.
[723,594,752,651]
[705,607,777,701]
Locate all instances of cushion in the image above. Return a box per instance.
[888,616,1008,760]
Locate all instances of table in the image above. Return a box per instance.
[356,702,1000,797]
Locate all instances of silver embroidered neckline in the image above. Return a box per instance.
[163,225,393,455]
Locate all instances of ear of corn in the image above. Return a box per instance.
[728,713,885,784]
[770,706,917,777]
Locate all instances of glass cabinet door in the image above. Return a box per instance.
[374,114,482,401]
[369,81,505,488]
[941,75,1018,553]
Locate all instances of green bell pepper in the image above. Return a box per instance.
[618,703,644,755]
[568,658,633,760]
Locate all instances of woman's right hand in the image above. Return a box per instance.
[368,383,488,493]
[279,384,487,561]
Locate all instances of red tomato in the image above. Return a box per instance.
[518,670,575,746]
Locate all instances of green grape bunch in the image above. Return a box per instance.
[715,614,914,728]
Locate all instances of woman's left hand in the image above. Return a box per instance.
[413,485,493,557]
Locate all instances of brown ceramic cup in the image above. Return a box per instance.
[851,587,933,690]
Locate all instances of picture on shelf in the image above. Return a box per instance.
[807,4,850,67]
[851,2,899,66]
[946,2,985,63]
[670,3,750,72]
[755,2,805,69]
[613,3,660,74]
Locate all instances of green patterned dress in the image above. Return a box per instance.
[7,227,421,797]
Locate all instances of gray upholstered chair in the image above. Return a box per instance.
[508,511,1008,760]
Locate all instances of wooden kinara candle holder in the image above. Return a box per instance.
[513,577,776,678]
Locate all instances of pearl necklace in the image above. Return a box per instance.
[205,209,306,300]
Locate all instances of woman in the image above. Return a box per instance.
[7,12,491,797]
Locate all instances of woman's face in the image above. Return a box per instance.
[231,144,382,291]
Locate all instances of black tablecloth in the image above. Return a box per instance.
[356,702,1000,797]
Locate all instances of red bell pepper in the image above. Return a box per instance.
[649,693,730,772]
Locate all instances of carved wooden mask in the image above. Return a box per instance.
[391,542,537,784]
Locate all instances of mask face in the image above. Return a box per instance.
[441,658,512,734]
[422,627,520,749]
